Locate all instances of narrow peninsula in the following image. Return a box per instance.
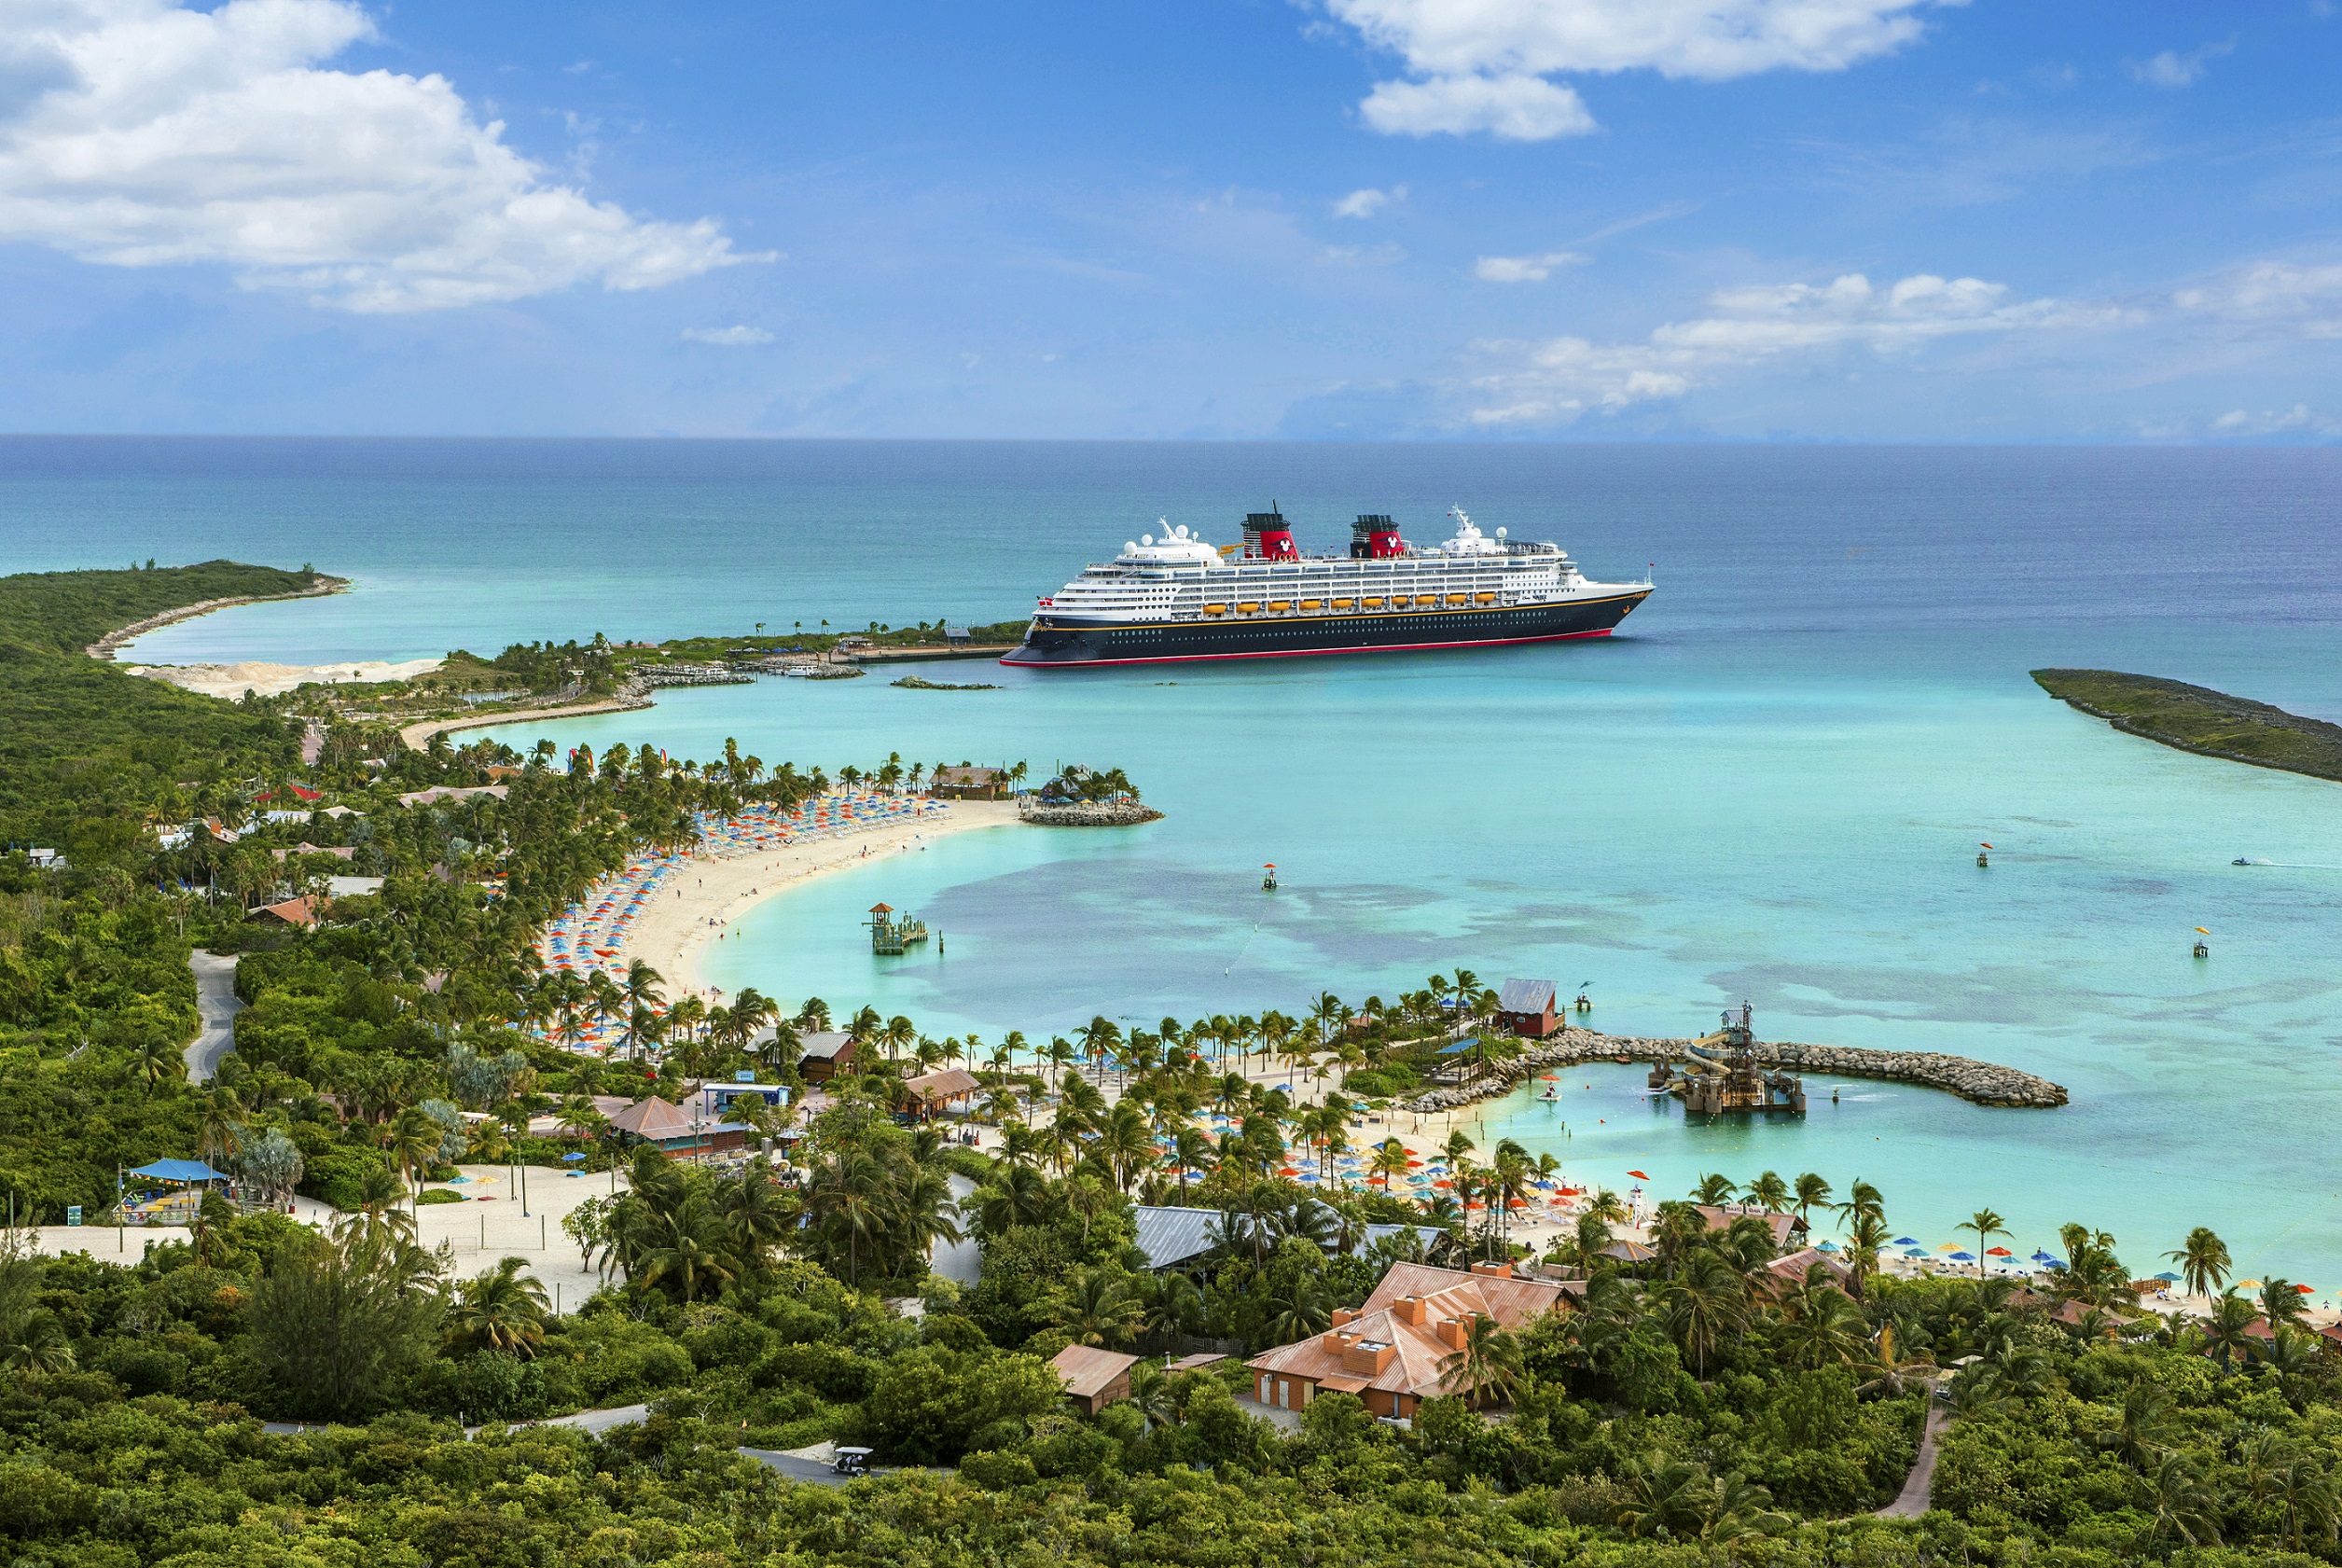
[2033,668,2342,784]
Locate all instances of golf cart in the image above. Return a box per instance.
[831,1447,873,1478]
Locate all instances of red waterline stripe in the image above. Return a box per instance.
[999,627,1614,669]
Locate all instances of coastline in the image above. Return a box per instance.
[401,692,652,752]
[610,799,1022,1000]
[89,574,350,659]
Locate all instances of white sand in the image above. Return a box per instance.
[128,658,443,700]
[619,799,1024,998]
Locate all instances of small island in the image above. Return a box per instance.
[2033,668,2342,784]
[893,674,998,691]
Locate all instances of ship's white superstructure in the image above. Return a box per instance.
[1036,509,1633,624]
[1004,506,1654,667]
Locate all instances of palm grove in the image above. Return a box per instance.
[0,563,2338,1566]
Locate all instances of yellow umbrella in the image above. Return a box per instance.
[2237,1279,2263,1289]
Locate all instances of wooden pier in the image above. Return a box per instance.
[866,902,929,954]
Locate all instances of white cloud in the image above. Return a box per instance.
[1333,185,1406,217]
[2127,38,2233,88]
[0,0,763,312]
[2172,260,2342,337]
[681,326,772,346]
[1467,268,2107,423]
[1475,250,1587,283]
[1327,0,1953,140]
[2210,405,2340,436]
[1360,73,1595,140]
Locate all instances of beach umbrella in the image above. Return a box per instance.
[1936,1243,1961,1253]
[1948,1250,1975,1261]
[1506,1198,1527,1209]
[1433,1179,1454,1189]
[561,1152,587,1163]
[1986,1247,2013,1257]
[2297,1283,2317,1294]
[1815,1241,1838,1253]
[1894,1237,1919,1246]
[1628,1170,1649,1180]
[1904,1247,1928,1258]
[2153,1270,2181,1282]
[1533,1180,1555,1189]
[2238,1279,2263,1289]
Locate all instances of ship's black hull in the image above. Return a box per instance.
[1000,591,1648,668]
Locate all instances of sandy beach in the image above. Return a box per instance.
[130,657,443,699]
[617,798,1022,998]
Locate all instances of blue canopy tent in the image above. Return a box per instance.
[129,1159,229,1184]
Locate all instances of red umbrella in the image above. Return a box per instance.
[2297,1283,2317,1294]
[1628,1170,1649,1180]
[1986,1246,2013,1256]
[1433,1179,1454,1189]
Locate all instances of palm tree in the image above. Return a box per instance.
[385,1105,442,1198]
[1845,1212,1892,1298]
[1959,1207,2009,1279]
[1262,1274,1329,1344]
[1745,1171,1791,1213]
[1852,1322,1936,1399]
[2141,1451,2224,1549]
[2262,1276,2311,1329]
[1435,1312,1525,1408]
[445,1256,550,1356]
[1778,1266,1868,1368]
[334,1167,415,1247]
[1691,1172,1737,1205]
[2166,1226,2232,1299]
[0,1311,76,1374]
[2195,1288,2259,1372]
[1052,1267,1143,1348]
[1657,1250,1749,1378]
[124,1025,179,1092]
[1792,1172,1833,1230]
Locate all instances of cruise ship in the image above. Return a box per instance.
[1000,507,1652,668]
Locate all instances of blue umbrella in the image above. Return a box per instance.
[1894,1236,1919,1246]
[1948,1250,1975,1261]
[2155,1270,2181,1282]
[1814,1241,1838,1252]
[561,1152,588,1162]
[1904,1247,1928,1257]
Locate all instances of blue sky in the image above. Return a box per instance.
[1,0,2338,440]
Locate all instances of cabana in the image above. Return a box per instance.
[121,1159,229,1224]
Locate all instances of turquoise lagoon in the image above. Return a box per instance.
[10,438,2342,1284]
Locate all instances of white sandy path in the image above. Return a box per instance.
[618,799,1024,999]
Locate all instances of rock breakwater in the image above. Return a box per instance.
[1402,1026,2067,1113]
[1018,800,1163,826]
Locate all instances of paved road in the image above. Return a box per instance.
[1878,1400,1951,1517]
[186,952,242,1084]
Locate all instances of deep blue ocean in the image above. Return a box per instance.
[8,437,2342,1284]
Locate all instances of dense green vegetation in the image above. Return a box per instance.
[10,567,2342,1567]
[2034,668,2342,784]
[0,562,317,850]
[656,617,1032,661]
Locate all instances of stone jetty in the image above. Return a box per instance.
[1404,1026,2066,1113]
[1018,800,1163,826]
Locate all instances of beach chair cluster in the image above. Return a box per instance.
[528,791,948,1053]
[692,790,945,860]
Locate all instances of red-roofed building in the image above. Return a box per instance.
[1243,1261,1571,1421]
